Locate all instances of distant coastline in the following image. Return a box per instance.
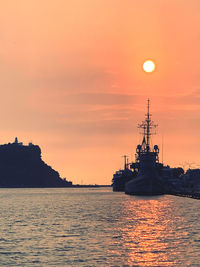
[71,185,111,188]
[0,185,111,188]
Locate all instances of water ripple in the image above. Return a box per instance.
[0,188,199,266]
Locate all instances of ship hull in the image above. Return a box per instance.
[125,173,164,195]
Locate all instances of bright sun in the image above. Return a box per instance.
[143,60,156,73]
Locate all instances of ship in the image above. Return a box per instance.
[112,99,180,195]
[125,99,166,195]
[112,155,138,191]
[112,99,164,194]
[112,99,200,198]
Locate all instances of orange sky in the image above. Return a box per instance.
[0,1,200,184]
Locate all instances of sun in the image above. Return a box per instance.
[143,60,156,73]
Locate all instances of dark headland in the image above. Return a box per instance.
[0,138,73,188]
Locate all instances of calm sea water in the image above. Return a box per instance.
[0,188,199,266]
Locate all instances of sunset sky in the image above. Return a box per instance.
[0,0,200,184]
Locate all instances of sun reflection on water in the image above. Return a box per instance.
[112,196,188,266]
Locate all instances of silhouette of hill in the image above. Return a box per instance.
[0,138,72,187]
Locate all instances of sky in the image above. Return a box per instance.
[0,0,200,184]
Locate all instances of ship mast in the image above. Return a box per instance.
[123,155,128,169]
[138,99,157,153]
[146,98,150,151]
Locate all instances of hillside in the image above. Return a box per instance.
[0,138,72,187]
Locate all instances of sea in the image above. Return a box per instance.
[0,187,199,266]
